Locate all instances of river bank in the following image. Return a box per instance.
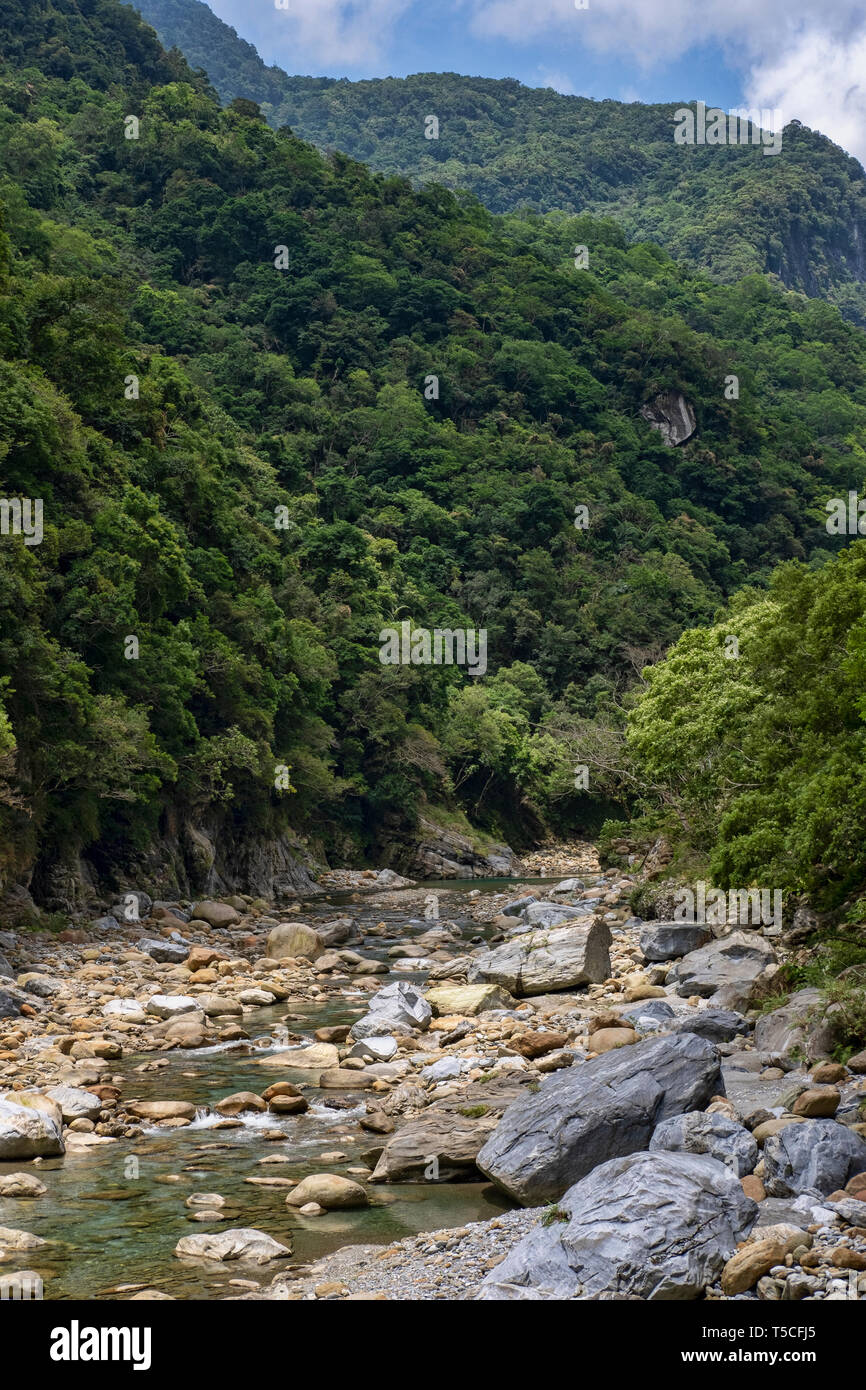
[1,844,865,1301]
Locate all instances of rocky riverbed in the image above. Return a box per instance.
[1,848,865,1301]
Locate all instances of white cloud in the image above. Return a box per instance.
[747,29,866,165]
[537,67,576,94]
[465,0,866,163]
[208,0,415,70]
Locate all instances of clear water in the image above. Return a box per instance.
[0,882,528,1300]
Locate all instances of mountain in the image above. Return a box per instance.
[133,0,866,324]
[3,0,866,912]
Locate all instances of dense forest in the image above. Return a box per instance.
[2,0,866,914]
[135,0,866,325]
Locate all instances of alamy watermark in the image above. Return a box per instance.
[674,881,782,932]
[674,102,783,156]
[378,621,487,676]
[825,491,866,535]
[0,497,42,545]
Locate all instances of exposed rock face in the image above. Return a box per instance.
[403,816,522,879]
[668,931,777,1001]
[0,1097,64,1158]
[468,920,611,997]
[639,390,697,446]
[762,1120,866,1197]
[477,1152,756,1299]
[639,921,712,962]
[29,815,323,912]
[649,1109,758,1177]
[477,1032,723,1205]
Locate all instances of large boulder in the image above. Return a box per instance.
[477,1152,756,1299]
[285,1175,369,1209]
[753,988,823,1057]
[762,1120,866,1197]
[265,922,323,961]
[0,1172,47,1197]
[639,922,712,962]
[255,1042,339,1070]
[349,981,432,1040]
[189,900,241,928]
[468,921,611,997]
[127,1101,197,1121]
[175,1228,291,1264]
[45,1086,102,1122]
[668,932,776,1002]
[0,1097,64,1159]
[649,1109,758,1177]
[424,984,513,1016]
[476,1031,723,1205]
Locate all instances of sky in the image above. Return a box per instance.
[202,0,866,165]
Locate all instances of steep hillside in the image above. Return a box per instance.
[134,0,866,323]
[3,0,866,908]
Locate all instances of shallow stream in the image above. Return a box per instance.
[2,878,562,1299]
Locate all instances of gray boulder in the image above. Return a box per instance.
[639,922,712,962]
[622,999,676,1033]
[0,1098,65,1159]
[45,1085,102,1122]
[753,988,823,1057]
[476,1031,723,1205]
[669,1009,749,1043]
[649,1109,758,1176]
[468,920,610,997]
[137,937,189,963]
[523,902,587,929]
[0,990,21,1019]
[668,931,776,1001]
[0,954,13,979]
[477,1151,756,1299]
[763,1119,866,1197]
[349,981,432,1040]
[502,896,536,917]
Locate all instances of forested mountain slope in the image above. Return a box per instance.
[2,0,866,906]
[135,0,866,324]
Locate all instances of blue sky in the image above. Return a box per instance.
[202,0,866,164]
